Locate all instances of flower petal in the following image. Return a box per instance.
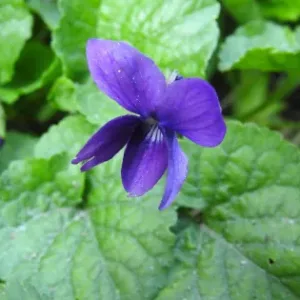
[72,115,140,171]
[159,128,188,210]
[122,124,167,196]
[157,78,226,147]
[86,39,166,117]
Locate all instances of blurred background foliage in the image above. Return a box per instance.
[1,1,300,299]
[0,0,299,142]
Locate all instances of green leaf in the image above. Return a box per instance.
[221,0,300,23]
[0,0,33,84]
[219,21,300,72]
[48,76,77,112]
[53,0,220,80]
[76,79,126,125]
[176,122,300,295]
[0,155,176,299]
[0,41,61,104]
[155,225,299,299]
[179,120,300,211]
[260,0,300,22]
[0,131,37,173]
[0,154,84,216]
[50,78,126,124]
[221,0,262,24]
[52,0,100,81]
[4,279,51,300]
[0,281,5,298]
[34,115,96,159]
[27,0,60,30]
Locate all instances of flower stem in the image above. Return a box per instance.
[242,71,300,122]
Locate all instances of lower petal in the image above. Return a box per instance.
[72,115,140,171]
[122,124,168,196]
[159,128,188,210]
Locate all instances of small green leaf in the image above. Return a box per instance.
[219,21,300,72]
[0,0,33,84]
[34,115,96,159]
[53,0,220,80]
[260,0,300,22]
[155,225,299,299]
[178,120,300,211]
[0,41,61,104]
[0,131,37,173]
[222,0,300,23]
[221,0,262,24]
[48,76,77,112]
[27,0,60,30]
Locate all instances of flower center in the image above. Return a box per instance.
[145,117,157,126]
[166,70,183,84]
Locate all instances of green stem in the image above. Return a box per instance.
[242,72,300,121]
[270,72,300,103]
[0,103,5,139]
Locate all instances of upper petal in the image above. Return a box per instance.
[122,123,168,196]
[72,115,140,171]
[86,39,166,117]
[157,78,226,147]
[159,128,188,210]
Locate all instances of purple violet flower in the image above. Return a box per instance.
[72,39,226,210]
